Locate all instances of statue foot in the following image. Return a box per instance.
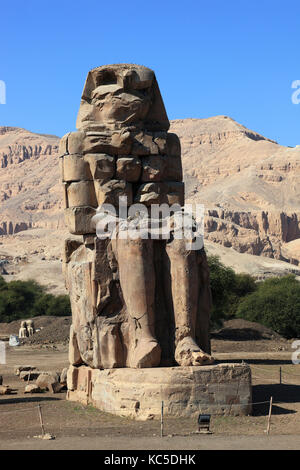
[131,338,161,368]
[175,337,214,367]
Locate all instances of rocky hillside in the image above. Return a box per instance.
[0,126,63,235]
[0,117,300,275]
[172,116,300,263]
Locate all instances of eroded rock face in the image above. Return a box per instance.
[205,208,300,263]
[174,116,300,264]
[61,64,213,370]
[0,127,61,235]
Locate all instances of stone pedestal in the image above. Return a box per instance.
[67,363,252,420]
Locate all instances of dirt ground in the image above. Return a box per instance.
[0,336,299,450]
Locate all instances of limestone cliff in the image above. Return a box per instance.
[0,126,63,235]
[171,116,300,263]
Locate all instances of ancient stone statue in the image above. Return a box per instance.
[60,64,213,370]
[26,320,35,337]
[19,321,28,338]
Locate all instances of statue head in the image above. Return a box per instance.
[76,64,169,132]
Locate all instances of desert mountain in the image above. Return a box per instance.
[0,126,62,235]
[0,117,300,293]
[174,116,300,263]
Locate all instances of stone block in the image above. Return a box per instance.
[166,132,181,157]
[36,373,62,393]
[66,181,98,208]
[134,182,163,206]
[67,131,86,154]
[62,154,92,182]
[94,179,133,206]
[24,384,42,394]
[154,131,168,154]
[83,131,132,156]
[19,371,40,381]
[14,365,36,376]
[69,325,83,366]
[60,368,68,384]
[141,155,167,182]
[59,131,85,156]
[116,157,141,182]
[67,365,78,392]
[164,155,183,181]
[84,153,115,180]
[165,182,184,206]
[63,238,83,264]
[131,131,161,156]
[62,182,68,209]
[64,206,96,235]
[67,363,252,420]
[135,182,184,206]
[59,133,70,156]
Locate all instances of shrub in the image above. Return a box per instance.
[35,294,72,317]
[0,276,71,322]
[207,255,256,328]
[236,275,300,338]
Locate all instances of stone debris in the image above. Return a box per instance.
[14,367,66,393]
[36,372,65,393]
[24,384,42,394]
[60,367,68,385]
[0,385,13,395]
[34,433,55,440]
[19,371,40,381]
[14,365,36,376]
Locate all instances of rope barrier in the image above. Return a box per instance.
[0,397,293,438]
[0,406,39,414]
[282,370,300,378]
[0,399,289,414]
[252,365,300,377]
[251,366,277,374]
[252,375,278,382]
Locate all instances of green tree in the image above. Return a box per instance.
[0,275,6,291]
[42,295,71,317]
[0,277,71,322]
[207,255,257,328]
[236,275,300,338]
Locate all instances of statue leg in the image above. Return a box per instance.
[114,236,161,368]
[165,238,214,366]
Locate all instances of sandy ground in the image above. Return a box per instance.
[0,341,299,450]
[1,434,300,451]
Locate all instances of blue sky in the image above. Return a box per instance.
[0,0,299,146]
